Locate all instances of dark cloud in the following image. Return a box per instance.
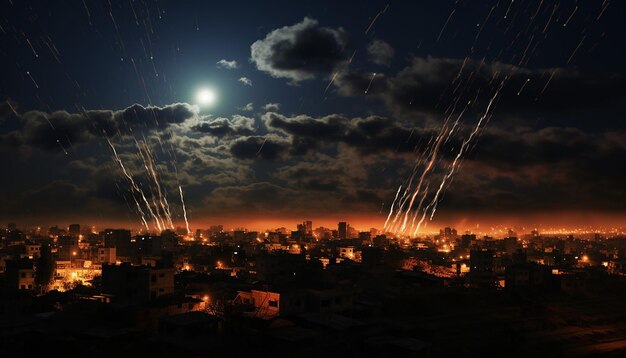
[436,125,626,212]
[262,112,428,154]
[335,56,626,127]
[1,100,624,223]
[251,17,349,82]
[229,135,290,160]
[0,180,118,218]
[0,102,198,152]
[115,103,197,130]
[204,182,304,215]
[367,39,394,66]
[475,127,602,166]
[191,115,254,137]
[251,108,626,214]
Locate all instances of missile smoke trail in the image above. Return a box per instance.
[136,139,175,229]
[106,136,182,233]
[422,78,508,232]
[382,0,607,237]
[365,3,389,34]
[364,73,377,94]
[179,185,191,236]
[106,138,151,231]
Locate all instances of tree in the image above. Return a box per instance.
[36,244,55,289]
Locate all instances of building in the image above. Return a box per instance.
[503,237,518,255]
[608,259,626,275]
[469,249,496,287]
[208,225,223,235]
[135,234,162,257]
[233,289,281,320]
[440,227,458,239]
[57,235,79,260]
[68,224,80,237]
[459,234,476,249]
[339,246,355,260]
[5,258,35,291]
[96,247,116,264]
[505,263,550,289]
[101,229,133,257]
[24,244,41,259]
[254,253,308,283]
[160,230,179,251]
[102,263,175,302]
[338,222,348,240]
[303,220,312,235]
[233,286,354,320]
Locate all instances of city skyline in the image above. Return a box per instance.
[2,2,626,355]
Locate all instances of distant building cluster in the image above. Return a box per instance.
[2,220,626,355]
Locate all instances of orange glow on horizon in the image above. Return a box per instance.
[8,211,626,235]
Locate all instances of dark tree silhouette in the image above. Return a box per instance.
[35,244,55,288]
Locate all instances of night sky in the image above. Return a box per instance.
[0,0,625,230]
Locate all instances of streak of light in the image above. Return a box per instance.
[24,37,38,58]
[517,78,530,96]
[437,9,456,42]
[567,36,585,64]
[538,70,556,97]
[542,3,559,33]
[597,0,610,21]
[179,185,191,236]
[256,137,268,157]
[106,138,161,232]
[56,139,68,155]
[563,6,578,27]
[26,71,39,89]
[504,0,514,19]
[365,73,377,94]
[424,77,508,232]
[365,3,389,34]
[384,185,403,229]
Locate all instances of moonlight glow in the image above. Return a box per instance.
[196,88,217,106]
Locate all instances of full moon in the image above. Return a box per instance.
[196,88,217,106]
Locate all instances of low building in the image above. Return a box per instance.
[233,286,354,320]
[338,246,355,260]
[233,289,281,320]
[102,263,175,302]
[5,258,35,291]
[504,263,550,289]
[94,246,116,264]
[469,249,496,287]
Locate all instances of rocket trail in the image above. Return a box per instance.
[256,137,268,157]
[136,139,174,229]
[179,185,191,237]
[426,78,508,226]
[364,73,377,94]
[517,78,530,96]
[437,9,456,42]
[382,0,608,237]
[106,138,152,231]
[365,3,389,34]
[384,185,403,229]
